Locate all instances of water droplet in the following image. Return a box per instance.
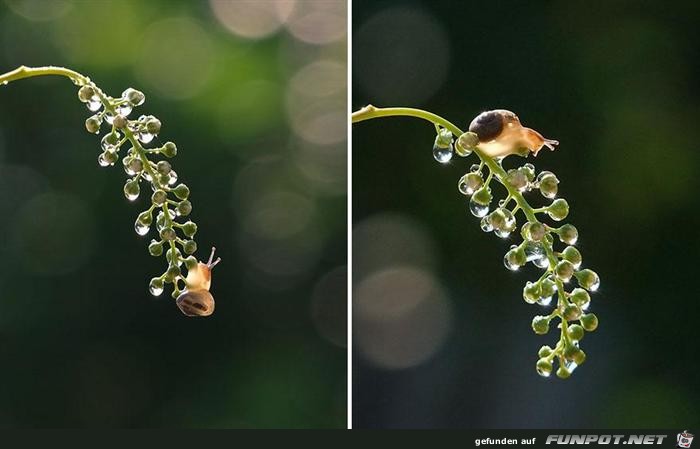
[589,278,600,292]
[503,255,520,271]
[533,255,550,269]
[117,103,133,117]
[167,170,178,185]
[469,197,489,217]
[537,295,552,306]
[537,366,551,378]
[101,133,121,152]
[470,164,480,172]
[495,228,511,239]
[523,241,545,262]
[149,283,163,296]
[564,360,578,373]
[86,96,102,112]
[97,154,110,167]
[134,220,150,236]
[480,216,493,232]
[138,131,154,144]
[104,110,115,124]
[432,143,453,163]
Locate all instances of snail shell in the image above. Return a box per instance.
[469,109,558,158]
[176,289,215,317]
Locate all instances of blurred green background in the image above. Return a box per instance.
[353,0,699,428]
[0,0,346,428]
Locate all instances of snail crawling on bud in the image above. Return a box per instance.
[468,109,558,159]
[176,247,221,317]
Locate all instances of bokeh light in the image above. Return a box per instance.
[210,0,295,40]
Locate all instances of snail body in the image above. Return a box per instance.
[176,247,221,317]
[469,109,558,159]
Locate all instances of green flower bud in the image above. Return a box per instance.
[123,178,140,201]
[472,186,492,206]
[561,246,582,268]
[148,240,163,256]
[557,224,578,245]
[523,281,541,304]
[184,255,198,270]
[122,87,145,106]
[555,260,575,282]
[532,315,549,335]
[183,240,197,255]
[538,173,559,199]
[575,269,600,291]
[113,114,127,129]
[536,358,553,377]
[564,345,585,365]
[457,132,479,153]
[137,210,153,226]
[523,222,546,242]
[151,189,167,205]
[556,366,571,379]
[570,288,590,309]
[177,200,192,217]
[182,221,197,237]
[173,184,190,200]
[160,227,176,241]
[165,264,180,282]
[539,277,556,298]
[506,168,528,191]
[580,313,599,331]
[563,303,581,321]
[538,345,553,358]
[457,172,483,195]
[85,115,102,133]
[165,246,179,262]
[521,163,535,181]
[146,117,161,134]
[161,141,177,158]
[78,85,95,102]
[504,246,526,270]
[547,198,569,221]
[100,151,118,165]
[156,160,172,175]
[567,324,584,341]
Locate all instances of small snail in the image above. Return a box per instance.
[176,246,221,317]
[468,109,558,158]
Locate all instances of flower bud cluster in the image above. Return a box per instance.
[78,82,198,299]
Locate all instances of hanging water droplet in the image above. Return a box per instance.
[470,164,481,172]
[86,96,102,112]
[533,255,550,269]
[167,170,178,185]
[537,295,552,306]
[104,110,115,124]
[432,143,453,163]
[138,131,154,144]
[97,153,110,167]
[469,197,490,217]
[149,279,164,296]
[117,102,133,117]
[458,173,483,195]
[134,220,150,236]
[480,216,493,232]
[101,132,121,152]
[503,253,520,271]
[523,241,545,262]
[564,360,578,373]
[495,228,511,238]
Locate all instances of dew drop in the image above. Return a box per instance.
[138,131,154,144]
[533,255,550,269]
[564,360,578,373]
[117,103,133,117]
[167,170,178,185]
[104,110,115,125]
[97,154,110,167]
[149,283,164,296]
[469,197,489,217]
[537,366,551,378]
[470,164,481,172]
[480,216,493,232]
[503,254,520,271]
[537,295,552,306]
[86,96,102,112]
[134,220,150,236]
[432,143,453,163]
[495,228,511,239]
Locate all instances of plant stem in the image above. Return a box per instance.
[0,65,89,86]
[353,104,568,330]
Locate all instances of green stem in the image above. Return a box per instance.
[0,65,89,86]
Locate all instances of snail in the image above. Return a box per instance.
[176,246,221,317]
[468,109,558,159]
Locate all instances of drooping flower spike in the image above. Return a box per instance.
[353,105,600,378]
